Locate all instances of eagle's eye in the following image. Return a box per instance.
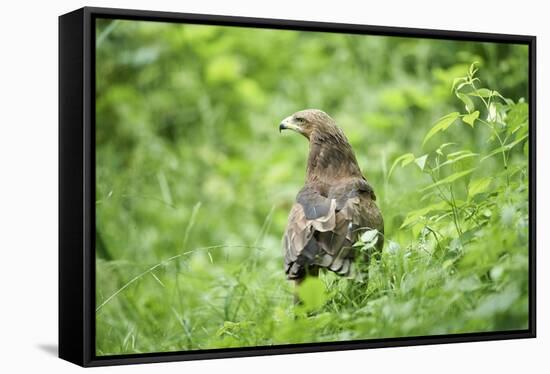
[295,116,305,124]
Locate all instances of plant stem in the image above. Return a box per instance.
[449,185,463,238]
[477,118,510,185]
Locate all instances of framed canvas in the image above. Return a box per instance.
[59,6,536,367]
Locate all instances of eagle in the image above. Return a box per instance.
[279,109,384,286]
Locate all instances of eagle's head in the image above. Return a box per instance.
[279,109,338,140]
[279,109,362,181]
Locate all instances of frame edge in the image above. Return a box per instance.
[59,8,86,367]
[62,5,537,367]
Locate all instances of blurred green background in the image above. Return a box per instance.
[95,19,530,355]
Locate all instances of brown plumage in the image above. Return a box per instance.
[279,109,384,284]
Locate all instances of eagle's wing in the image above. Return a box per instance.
[283,180,383,280]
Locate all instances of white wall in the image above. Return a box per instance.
[0,0,546,372]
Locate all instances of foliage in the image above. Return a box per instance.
[95,19,529,355]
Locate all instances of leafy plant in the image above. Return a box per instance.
[392,63,528,240]
[382,63,529,335]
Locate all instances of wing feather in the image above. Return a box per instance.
[283,179,384,280]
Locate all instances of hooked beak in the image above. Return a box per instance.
[279,116,302,133]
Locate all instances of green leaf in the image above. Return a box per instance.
[400,201,449,228]
[457,92,475,113]
[463,110,479,127]
[388,153,415,178]
[432,151,478,171]
[422,112,460,146]
[474,88,505,101]
[471,88,494,98]
[442,259,455,270]
[435,143,456,156]
[503,97,515,106]
[487,102,497,122]
[360,229,378,243]
[359,229,379,249]
[468,177,492,198]
[451,77,467,92]
[469,62,479,77]
[454,81,469,93]
[420,169,475,192]
[481,134,529,162]
[507,102,528,129]
[216,320,255,337]
[297,277,327,311]
[415,154,428,171]
[446,150,475,159]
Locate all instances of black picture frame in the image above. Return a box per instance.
[59,6,537,367]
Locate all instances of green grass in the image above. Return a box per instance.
[96,186,528,354]
[94,20,529,355]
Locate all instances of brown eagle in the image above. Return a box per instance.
[279,109,384,285]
